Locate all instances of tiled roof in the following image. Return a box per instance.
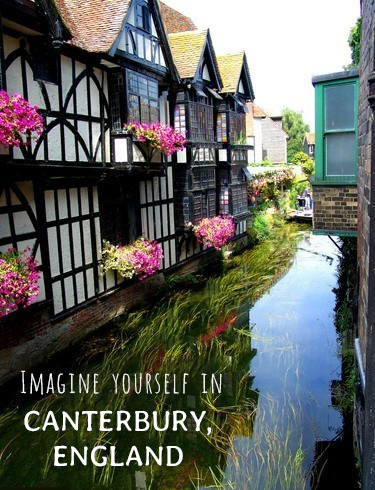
[217,52,245,93]
[52,0,132,52]
[246,105,255,137]
[159,1,197,34]
[247,102,288,138]
[250,102,267,118]
[168,30,207,79]
[306,132,315,145]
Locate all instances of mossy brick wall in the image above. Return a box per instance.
[312,185,357,233]
[0,273,165,386]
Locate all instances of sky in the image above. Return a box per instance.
[161,0,361,130]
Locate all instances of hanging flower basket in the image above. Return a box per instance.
[100,237,164,281]
[0,91,44,148]
[0,247,41,318]
[124,121,186,162]
[194,216,236,251]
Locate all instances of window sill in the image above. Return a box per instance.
[311,177,357,186]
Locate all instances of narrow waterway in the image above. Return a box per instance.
[222,234,351,490]
[0,227,356,489]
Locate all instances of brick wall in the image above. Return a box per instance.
[0,273,165,385]
[356,1,375,485]
[312,185,358,233]
[0,248,220,386]
[357,0,373,367]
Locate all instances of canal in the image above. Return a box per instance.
[0,226,357,489]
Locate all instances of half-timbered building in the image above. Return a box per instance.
[0,0,256,383]
[166,28,224,260]
[160,2,256,258]
[216,52,254,225]
[0,0,183,382]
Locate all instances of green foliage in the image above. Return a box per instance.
[282,109,310,162]
[248,212,287,245]
[165,273,204,292]
[346,17,362,69]
[233,130,247,145]
[293,151,315,176]
[248,157,274,167]
[248,212,272,244]
[295,180,309,195]
[292,151,309,165]
[288,188,298,210]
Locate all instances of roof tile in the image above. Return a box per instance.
[52,0,132,52]
[168,30,207,79]
[158,1,197,34]
[306,132,315,145]
[217,53,245,93]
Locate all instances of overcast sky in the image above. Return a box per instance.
[162,0,361,130]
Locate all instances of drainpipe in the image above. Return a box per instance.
[362,70,375,490]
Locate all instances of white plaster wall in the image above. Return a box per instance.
[177,149,187,163]
[61,56,73,109]
[114,137,129,163]
[90,78,101,118]
[46,186,101,314]
[45,119,62,161]
[0,182,46,302]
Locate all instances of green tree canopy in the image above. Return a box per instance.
[282,108,310,162]
[293,151,315,176]
[347,17,362,69]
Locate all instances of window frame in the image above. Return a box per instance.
[126,69,159,125]
[314,74,359,184]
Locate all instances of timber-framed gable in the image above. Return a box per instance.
[168,29,224,260]
[216,52,254,228]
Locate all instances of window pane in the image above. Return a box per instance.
[326,132,356,176]
[127,70,158,124]
[128,94,140,121]
[325,84,355,131]
[109,72,124,131]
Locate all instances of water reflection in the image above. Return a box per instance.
[222,234,345,490]
[0,227,347,489]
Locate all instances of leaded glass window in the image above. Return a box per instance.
[127,69,158,124]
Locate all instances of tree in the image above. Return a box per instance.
[282,108,310,162]
[346,17,361,69]
[293,151,315,176]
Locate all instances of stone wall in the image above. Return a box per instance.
[312,185,358,233]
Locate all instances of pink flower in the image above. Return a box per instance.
[0,248,41,318]
[194,216,236,251]
[0,91,44,148]
[101,238,164,281]
[124,121,186,156]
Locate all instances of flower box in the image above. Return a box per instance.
[100,238,164,281]
[0,247,41,318]
[194,216,236,251]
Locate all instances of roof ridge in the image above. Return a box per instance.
[168,28,207,37]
